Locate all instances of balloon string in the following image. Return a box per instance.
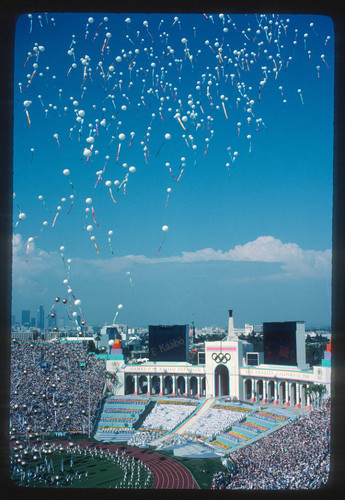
[52,212,59,228]
[165,194,170,208]
[26,244,29,263]
[92,239,99,255]
[67,201,74,214]
[109,188,117,204]
[25,109,31,128]
[68,179,76,194]
[108,237,114,254]
[177,169,184,183]
[92,207,99,226]
[156,238,165,257]
[155,142,165,158]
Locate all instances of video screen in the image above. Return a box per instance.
[149,325,188,362]
[263,322,297,366]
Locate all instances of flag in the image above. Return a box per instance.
[61,455,64,473]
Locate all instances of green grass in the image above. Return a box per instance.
[11,451,153,489]
[153,449,223,489]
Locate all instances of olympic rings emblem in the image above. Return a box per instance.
[212,352,231,364]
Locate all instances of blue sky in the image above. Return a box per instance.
[12,12,334,329]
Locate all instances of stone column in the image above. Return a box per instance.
[251,377,256,402]
[184,376,188,397]
[172,375,176,396]
[306,383,312,411]
[262,378,268,404]
[273,379,279,405]
[284,380,290,407]
[295,381,301,408]
[134,374,138,395]
[147,376,151,396]
[159,375,163,396]
[196,376,201,398]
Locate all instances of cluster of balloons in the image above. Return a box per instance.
[14,13,331,329]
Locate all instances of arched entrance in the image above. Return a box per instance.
[301,384,307,407]
[268,380,274,402]
[125,375,134,395]
[256,379,263,401]
[201,377,206,396]
[290,383,296,406]
[151,375,160,395]
[190,376,198,396]
[244,379,252,400]
[177,376,185,395]
[164,376,173,395]
[215,364,229,397]
[279,381,286,403]
[138,375,147,394]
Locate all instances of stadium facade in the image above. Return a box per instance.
[102,311,331,410]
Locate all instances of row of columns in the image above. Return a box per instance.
[130,373,204,397]
[248,377,312,409]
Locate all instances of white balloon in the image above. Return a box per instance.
[162,225,169,232]
[63,169,70,176]
[118,133,126,141]
[78,110,85,117]
[18,213,26,220]
[129,166,136,173]
[165,133,171,140]
[83,148,92,157]
[108,340,115,346]
[86,225,93,232]
[108,230,113,236]
[85,198,92,204]
[118,304,123,309]
[74,299,81,306]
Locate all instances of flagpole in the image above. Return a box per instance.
[88,378,91,438]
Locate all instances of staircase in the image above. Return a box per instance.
[174,398,215,435]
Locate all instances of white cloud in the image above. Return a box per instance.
[12,234,332,287]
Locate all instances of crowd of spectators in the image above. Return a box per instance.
[187,406,248,439]
[10,340,106,435]
[211,398,331,489]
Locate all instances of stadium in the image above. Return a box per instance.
[9,310,331,489]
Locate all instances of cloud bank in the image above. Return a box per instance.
[12,234,331,287]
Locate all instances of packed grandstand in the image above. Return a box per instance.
[10,340,331,489]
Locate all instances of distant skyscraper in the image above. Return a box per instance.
[21,310,30,327]
[11,314,15,326]
[37,305,45,330]
[48,314,57,328]
[58,318,65,329]
[30,317,36,327]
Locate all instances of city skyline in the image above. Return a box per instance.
[12,13,333,329]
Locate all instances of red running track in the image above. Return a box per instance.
[55,441,200,489]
